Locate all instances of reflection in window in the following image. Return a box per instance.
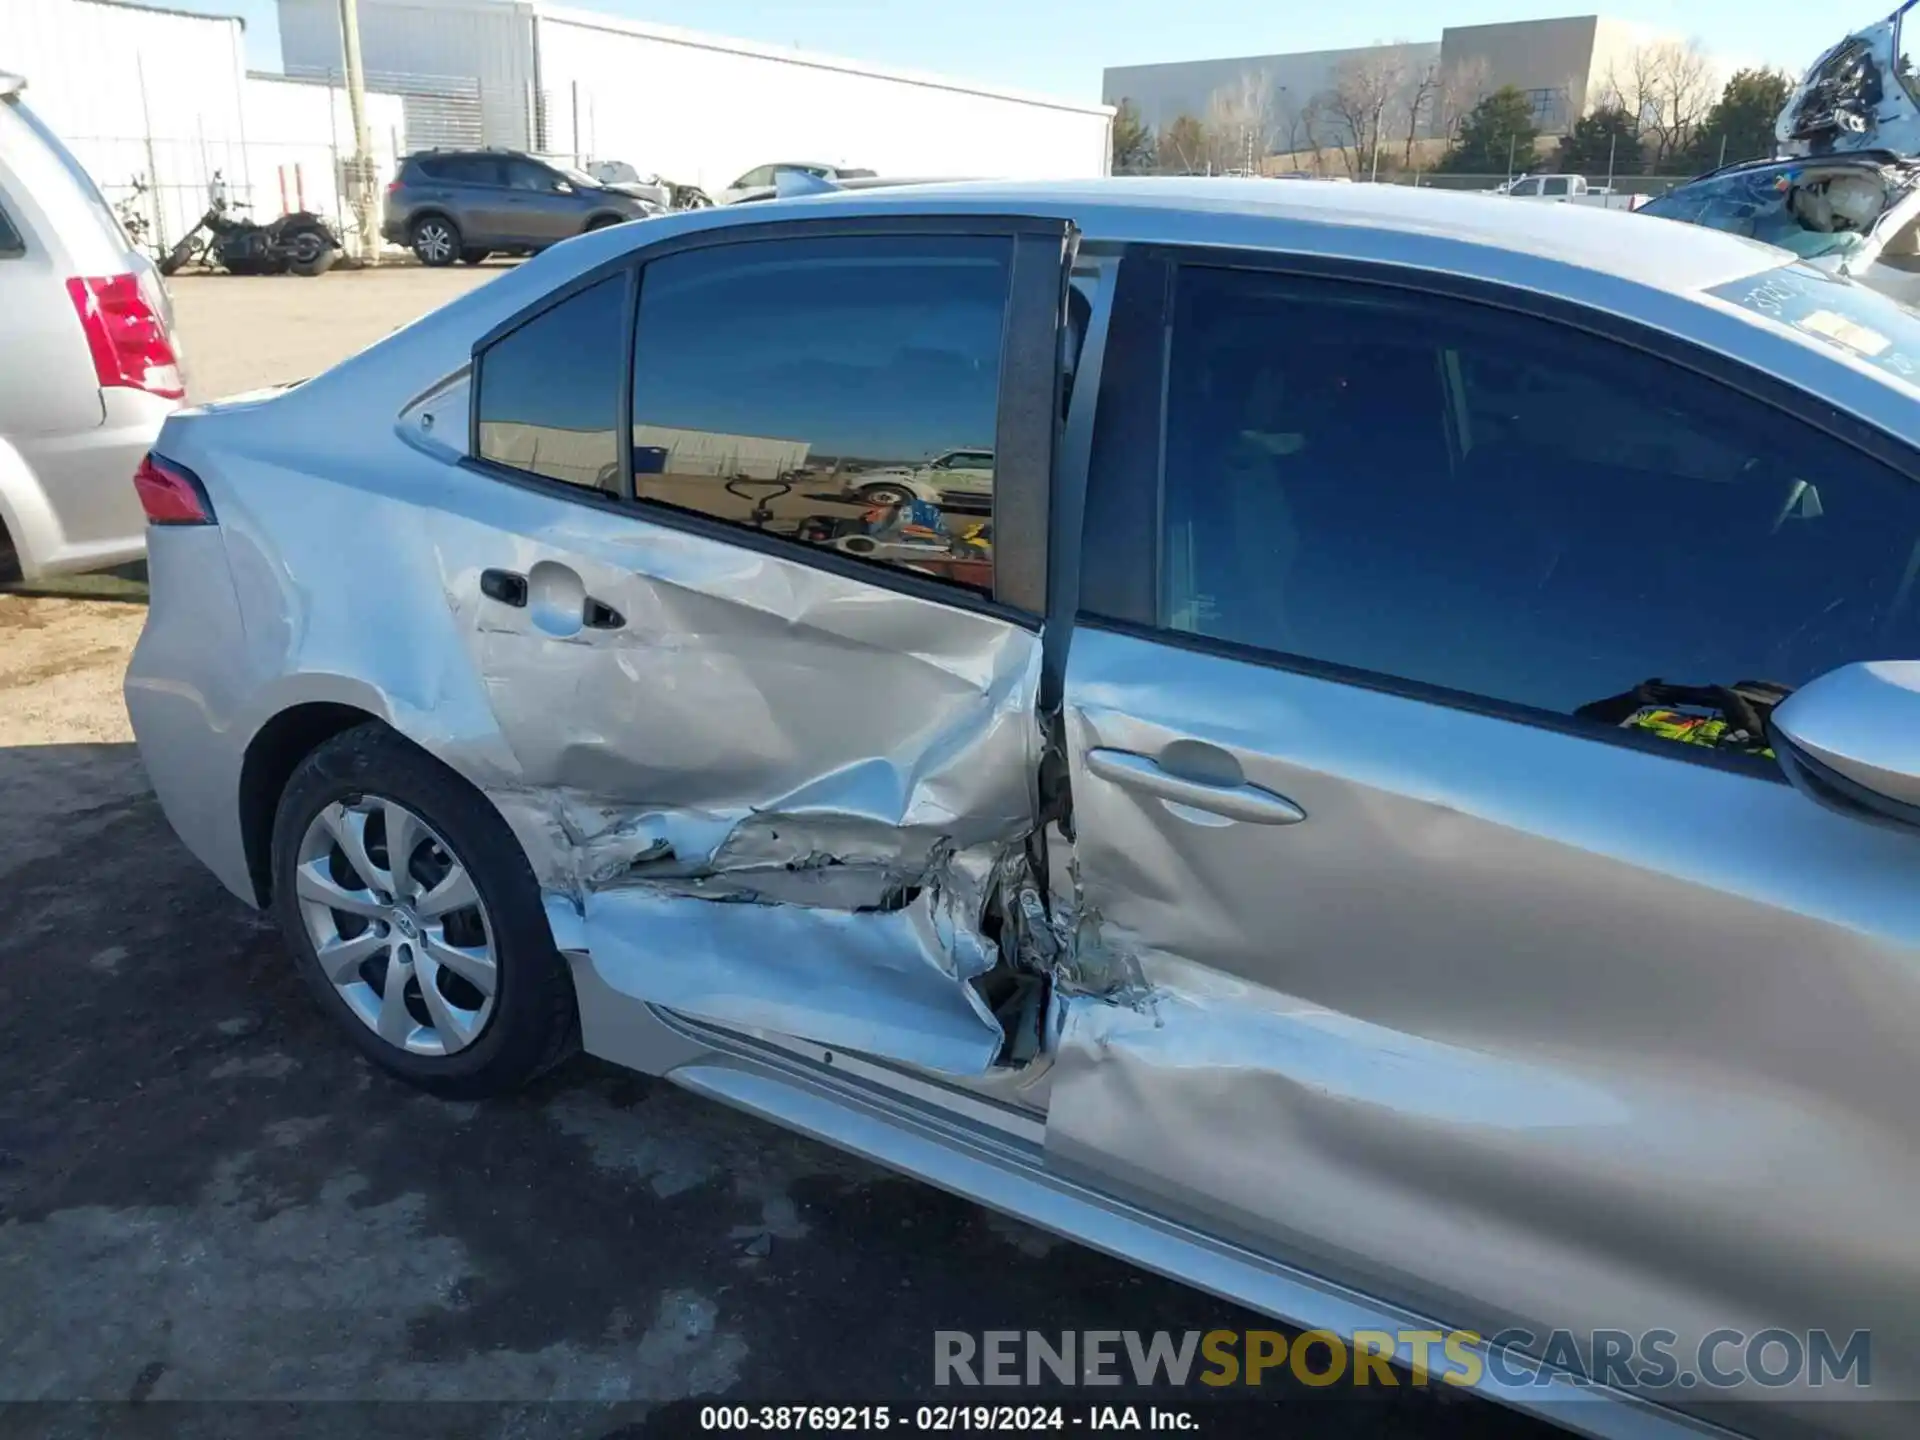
[476,275,626,493]
[629,235,1009,593]
[1160,266,1920,765]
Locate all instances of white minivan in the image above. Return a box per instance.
[0,71,184,579]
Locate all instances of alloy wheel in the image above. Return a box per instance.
[294,796,496,1056]
[414,222,454,264]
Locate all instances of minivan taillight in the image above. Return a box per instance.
[133,453,214,525]
[66,274,185,400]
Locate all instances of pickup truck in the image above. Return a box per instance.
[1491,174,1645,209]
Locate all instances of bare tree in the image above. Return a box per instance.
[1156,114,1210,175]
[1273,87,1308,165]
[1328,49,1409,179]
[1434,55,1493,145]
[1204,72,1276,174]
[1555,70,1586,131]
[1299,94,1332,174]
[1608,41,1717,169]
[1400,62,1440,169]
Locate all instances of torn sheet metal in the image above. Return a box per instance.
[1778,1,1920,157]
[582,885,1007,1075]
[438,504,1044,906]
[422,503,1045,1072]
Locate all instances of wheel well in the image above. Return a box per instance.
[239,702,379,905]
[585,213,627,230]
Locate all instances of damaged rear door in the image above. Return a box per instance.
[439,213,1071,1075]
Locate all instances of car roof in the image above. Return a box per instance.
[407,149,529,161]
[709,176,1787,298]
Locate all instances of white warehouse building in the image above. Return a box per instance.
[4,0,406,252]
[274,0,1115,193]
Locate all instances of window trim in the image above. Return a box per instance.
[1074,243,1920,781]
[466,210,1072,625]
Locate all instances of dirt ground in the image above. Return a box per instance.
[0,266,1554,1437]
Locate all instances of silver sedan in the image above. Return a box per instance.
[126,177,1920,1439]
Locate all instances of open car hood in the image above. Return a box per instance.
[1640,152,1920,260]
[1779,0,1920,155]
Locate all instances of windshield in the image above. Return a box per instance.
[550,161,600,189]
[1642,161,1905,261]
[1710,262,1920,397]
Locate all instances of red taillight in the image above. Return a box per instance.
[133,453,214,525]
[65,274,185,400]
[386,178,401,195]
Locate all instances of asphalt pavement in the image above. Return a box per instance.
[0,267,1562,1440]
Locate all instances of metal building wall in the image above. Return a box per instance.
[278,0,535,151]
[534,6,1113,191]
[242,76,406,234]
[3,0,249,245]
[1103,42,1445,153]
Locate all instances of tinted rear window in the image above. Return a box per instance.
[413,155,495,184]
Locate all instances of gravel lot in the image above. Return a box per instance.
[0,267,1555,1438]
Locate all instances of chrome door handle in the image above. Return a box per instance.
[1085,747,1306,825]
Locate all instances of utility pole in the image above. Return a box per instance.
[337,0,378,265]
[1606,131,1617,192]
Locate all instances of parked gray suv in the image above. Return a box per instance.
[382,150,659,266]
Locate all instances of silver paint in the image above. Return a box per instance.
[126,180,1920,1440]
[1773,659,1920,809]
[1050,624,1920,1428]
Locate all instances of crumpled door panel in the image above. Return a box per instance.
[582,886,1007,1074]
[429,501,1044,1077]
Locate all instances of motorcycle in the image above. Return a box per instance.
[160,172,341,278]
[113,175,153,252]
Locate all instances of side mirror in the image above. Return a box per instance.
[1772,662,1920,827]
[553,180,574,195]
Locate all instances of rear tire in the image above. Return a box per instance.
[459,248,490,265]
[284,226,335,277]
[410,215,460,267]
[585,214,625,232]
[269,723,578,1099]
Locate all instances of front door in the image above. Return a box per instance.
[428,216,1070,1075]
[504,159,586,243]
[1046,252,1920,1418]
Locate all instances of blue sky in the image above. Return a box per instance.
[153,0,1841,98]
